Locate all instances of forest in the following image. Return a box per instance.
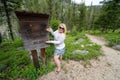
[0,0,120,80]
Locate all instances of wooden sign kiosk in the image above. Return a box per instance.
[15,11,49,69]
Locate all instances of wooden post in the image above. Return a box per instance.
[31,50,40,69]
[41,48,46,67]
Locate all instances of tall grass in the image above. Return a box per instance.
[103,33,120,46]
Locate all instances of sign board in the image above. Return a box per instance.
[15,11,49,51]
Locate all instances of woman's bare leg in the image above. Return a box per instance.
[59,55,62,64]
[54,55,61,72]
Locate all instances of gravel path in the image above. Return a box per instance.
[37,34,120,80]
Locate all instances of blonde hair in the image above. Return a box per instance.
[58,23,67,35]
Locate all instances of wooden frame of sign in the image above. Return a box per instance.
[15,11,49,69]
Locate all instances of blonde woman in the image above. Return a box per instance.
[46,23,67,73]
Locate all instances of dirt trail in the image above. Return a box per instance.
[37,34,120,80]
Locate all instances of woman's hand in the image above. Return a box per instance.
[46,27,51,32]
[46,41,49,43]
[45,41,51,44]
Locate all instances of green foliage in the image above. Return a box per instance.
[94,0,120,32]
[46,45,54,59]
[20,62,55,80]
[0,38,30,79]
[50,19,61,31]
[70,26,78,35]
[77,3,86,31]
[0,38,55,80]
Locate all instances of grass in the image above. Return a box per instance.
[102,33,120,46]
[0,32,103,80]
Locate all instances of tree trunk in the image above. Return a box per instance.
[112,29,115,32]
[0,33,2,45]
[2,0,14,41]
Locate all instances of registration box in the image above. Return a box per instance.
[15,11,49,51]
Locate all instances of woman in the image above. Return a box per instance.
[46,23,67,73]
